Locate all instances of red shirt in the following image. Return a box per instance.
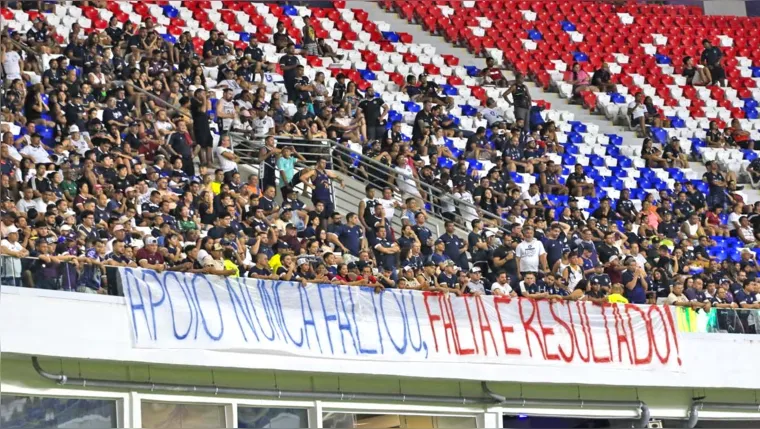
[135,248,165,266]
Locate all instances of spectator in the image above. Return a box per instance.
[502,73,531,132]
[700,39,725,87]
[0,225,27,285]
[591,63,616,93]
[564,62,597,97]
[682,56,711,86]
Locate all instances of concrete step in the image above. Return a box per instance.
[360,0,482,67]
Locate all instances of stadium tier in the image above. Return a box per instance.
[5,1,760,427]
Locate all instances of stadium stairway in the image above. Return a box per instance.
[363,0,640,144]
[361,0,481,67]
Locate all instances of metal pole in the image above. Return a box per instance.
[111,80,191,120]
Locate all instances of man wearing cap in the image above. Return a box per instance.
[19,133,53,164]
[0,225,27,286]
[464,266,486,295]
[136,236,165,272]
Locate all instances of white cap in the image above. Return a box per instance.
[68,125,79,133]
[485,230,496,238]
[60,224,72,231]
[5,225,19,235]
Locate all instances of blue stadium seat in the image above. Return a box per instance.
[528,29,542,40]
[561,21,576,32]
[382,32,400,42]
[162,5,178,18]
[404,101,421,112]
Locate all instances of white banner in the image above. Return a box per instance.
[121,269,684,372]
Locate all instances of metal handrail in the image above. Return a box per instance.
[112,79,191,120]
[230,134,504,232]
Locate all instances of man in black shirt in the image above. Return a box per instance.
[273,22,292,53]
[279,44,300,102]
[566,163,595,197]
[591,63,616,93]
[701,39,725,87]
[657,211,680,240]
[358,90,387,142]
[616,188,638,222]
[105,17,124,45]
[202,30,219,58]
[332,73,347,106]
[703,161,727,209]
[596,232,621,265]
[384,121,403,148]
[293,65,314,105]
[168,121,194,177]
[412,100,433,141]
[26,18,48,45]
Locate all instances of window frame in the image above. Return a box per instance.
[0,386,128,428]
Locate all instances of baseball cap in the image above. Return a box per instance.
[470,266,481,273]
[297,257,310,266]
[144,236,158,245]
[423,260,436,267]
[68,125,79,133]
[5,225,18,235]
[403,266,414,272]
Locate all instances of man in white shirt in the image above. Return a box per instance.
[0,226,27,286]
[214,134,239,181]
[252,108,275,136]
[479,98,505,126]
[627,92,647,131]
[491,272,516,297]
[19,133,52,164]
[515,225,548,278]
[16,187,37,214]
[1,44,24,82]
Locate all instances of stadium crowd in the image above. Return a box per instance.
[1,3,760,321]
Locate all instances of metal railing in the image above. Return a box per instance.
[0,255,118,295]
[228,133,504,233]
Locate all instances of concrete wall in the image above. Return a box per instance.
[702,0,748,16]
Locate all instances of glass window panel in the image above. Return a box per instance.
[322,412,477,429]
[0,395,118,429]
[140,401,225,429]
[237,407,308,428]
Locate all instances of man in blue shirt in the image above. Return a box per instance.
[621,257,648,304]
[373,226,399,273]
[541,224,566,270]
[734,281,759,309]
[438,221,468,270]
[684,278,712,312]
[412,212,434,256]
[331,213,366,256]
[430,239,451,268]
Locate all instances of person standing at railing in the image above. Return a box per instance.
[259,135,280,193]
[311,157,344,217]
[1,225,27,286]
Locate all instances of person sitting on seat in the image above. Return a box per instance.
[681,56,711,86]
[565,62,599,97]
[591,63,617,93]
